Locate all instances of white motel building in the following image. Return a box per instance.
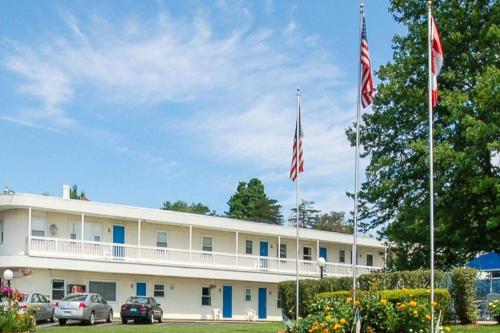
[0,186,385,321]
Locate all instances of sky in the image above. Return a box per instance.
[0,0,404,222]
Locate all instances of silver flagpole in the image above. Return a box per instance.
[352,1,364,303]
[427,1,435,333]
[295,87,301,320]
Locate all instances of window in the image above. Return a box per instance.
[89,281,116,302]
[245,240,253,255]
[31,216,47,237]
[154,284,165,297]
[339,249,345,263]
[244,288,252,301]
[201,286,211,306]
[279,244,287,259]
[0,218,3,243]
[366,254,374,267]
[39,294,48,303]
[68,222,79,240]
[67,284,86,294]
[277,290,283,308]
[157,232,168,248]
[303,247,312,261]
[84,223,102,242]
[202,236,213,252]
[52,279,65,300]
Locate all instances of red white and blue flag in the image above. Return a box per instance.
[431,17,444,107]
[360,15,374,108]
[290,105,303,182]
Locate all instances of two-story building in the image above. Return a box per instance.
[0,186,385,321]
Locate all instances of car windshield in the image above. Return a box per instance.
[62,294,87,302]
[126,297,149,304]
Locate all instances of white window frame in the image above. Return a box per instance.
[244,288,252,302]
[31,215,47,237]
[339,249,346,263]
[153,284,165,298]
[245,240,253,255]
[201,285,212,306]
[88,280,117,302]
[366,252,374,267]
[0,218,4,244]
[202,235,213,252]
[85,222,103,242]
[279,243,287,259]
[51,278,66,301]
[156,231,168,248]
[303,246,313,261]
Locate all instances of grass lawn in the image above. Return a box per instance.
[38,322,285,333]
[451,324,500,333]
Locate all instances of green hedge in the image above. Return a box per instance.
[278,270,444,319]
[450,267,478,324]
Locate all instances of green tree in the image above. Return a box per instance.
[161,200,215,215]
[312,211,353,234]
[227,178,283,224]
[70,185,85,200]
[347,0,499,270]
[289,200,321,229]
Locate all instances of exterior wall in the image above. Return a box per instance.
[8,269,282,321]
[0,209,28,256]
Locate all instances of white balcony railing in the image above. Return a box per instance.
[28,236,380,277]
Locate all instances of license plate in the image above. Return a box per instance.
[130,308,137,312]
[64,311,71,314]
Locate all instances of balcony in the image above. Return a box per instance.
[28,236,381,278]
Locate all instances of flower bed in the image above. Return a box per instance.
[291,289,452,333]
[0,285,36,333]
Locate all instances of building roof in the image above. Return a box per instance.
[0,192,384,248]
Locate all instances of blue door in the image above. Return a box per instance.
[259,241,269,269]
[258,288,267,319]
[222,286,232,318]
[136,282,146,296]
[113,225,125,257]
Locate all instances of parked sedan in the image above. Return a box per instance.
[120,296,163,324]
[54,293,113,325]
[0,293,55,323]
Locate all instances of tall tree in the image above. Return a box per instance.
[289,200,321,229]
[347,0,499,270]
[161,200,215,216]
[227,178,283,224]
[312,211,353,234]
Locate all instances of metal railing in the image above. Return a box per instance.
[29,236,381,277]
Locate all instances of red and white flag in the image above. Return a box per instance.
[431,17,443,107]
[360,15,374,108]
[290,106,303,182]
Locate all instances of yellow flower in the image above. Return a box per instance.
[340,318,347,325]
[380,299,388,305]
[409,300,417,307]
[444,326,451,332]
[323,329,328,333]
[325,305,331,312]
[325,315,331,322]
[432,301,438,307]
[402,288,409,293]
[399,304,407,310]
[413,310,419,317]
[333,323,342,330]
[346,297,352,303]
[354,300,360,305]
[425,314,431,321]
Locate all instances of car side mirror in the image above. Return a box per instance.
[157,304,161,306]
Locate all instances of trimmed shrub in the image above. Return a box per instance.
[357,270,446,291]
[450,267,478,324]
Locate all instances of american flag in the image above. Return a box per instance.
[431,17,443,107]
[360,15,374,108]
[290,105,303,182]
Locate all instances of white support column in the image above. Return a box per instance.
[278,236,281,271]
[235,231,239,266]
[80,213,85,241]
[189,225,193,264]
[138,220,142,246]
[316,239,320,259]
[27,207,32,254]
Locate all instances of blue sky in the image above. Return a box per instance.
[0,0,403,220]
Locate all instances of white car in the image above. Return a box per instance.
[55,293,113,325]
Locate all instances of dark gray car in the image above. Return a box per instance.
[54,293,113,325]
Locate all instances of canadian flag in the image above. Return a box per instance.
[431,17,443,107]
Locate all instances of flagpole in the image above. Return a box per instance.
[295,87,301,320]
[352,0,364,304]
[428,1,435,333]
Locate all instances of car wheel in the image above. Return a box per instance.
[58,319,67,326]
[148,312,154,324]
[158,311,163,323]
[121,318,127,324]
[107,310,113,323]
[88,311,95,325]
[49,310,55,323]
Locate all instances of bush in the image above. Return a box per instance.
[0,306,36,333]
[489,299,500,324]
[357,270,446,291]
[450,267,478,324]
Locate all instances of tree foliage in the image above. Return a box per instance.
[289,200,353,233]
[347,0,499,270]
[289,200,321,229]
[161,200,215,216]
[227,178,283,224]
[70,184,85,200]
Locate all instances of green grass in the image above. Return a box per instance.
[451,324,500,333]
[38,322,285,333]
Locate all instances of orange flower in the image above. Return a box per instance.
[380,299,388,305]
[432,301,438,307]
[425,314,431,321]
[409,300,417,307]
[346,297,352,303]
[339,318,347,325]
[333,323,342,330]
[399,304,407,310]
[353,300,360,305]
